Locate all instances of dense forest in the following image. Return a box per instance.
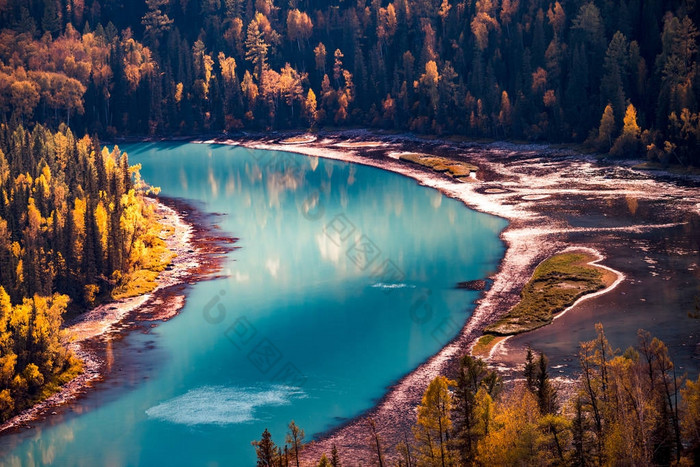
[0,0,699,164]
[254,326,700,466]
[0,123,169,421]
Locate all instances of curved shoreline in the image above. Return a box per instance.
[0,196,235,435]
[231,135,564,461]
[3,133,696,463]
[200,131,696,463]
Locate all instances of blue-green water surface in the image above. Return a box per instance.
[0,143,507,466]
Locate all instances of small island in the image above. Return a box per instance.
[486,250,618,335]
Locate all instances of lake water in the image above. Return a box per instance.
[0,143,507,466]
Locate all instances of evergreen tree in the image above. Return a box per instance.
[330,445,341,467]
[252,428,277,466]
[286,420,304,467]
[535,352,557,415]
[524,346,536,391]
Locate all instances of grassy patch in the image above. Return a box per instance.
[485,252,613,336]
[471,334,506,358]
[112,269,161,300]
[399,153,478,179]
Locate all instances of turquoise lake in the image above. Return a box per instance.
[0,143,507,466]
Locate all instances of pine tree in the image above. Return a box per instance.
[245,17,269,81]
[535,353,557,414]
[330,444,341,467]
[524,346,536,391]
[41,0,61,36]
[596,103,616,150]
[286,420,304,467]
[252,428,277,466]
[601,31,629,127]
[142,0,173,46]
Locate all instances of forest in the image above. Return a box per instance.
[254,326,700,466]
[0,123,168,421]
[0,0,698,164]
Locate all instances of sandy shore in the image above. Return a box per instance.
[0,197,235,434]
[197,130,699,464]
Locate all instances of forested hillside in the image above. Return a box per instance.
[0,0,699,164]
[0,124,169,421]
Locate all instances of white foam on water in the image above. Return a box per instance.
[145,385,305,426]
[370,283,416,289]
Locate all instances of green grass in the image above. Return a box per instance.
[399,153,478,179]
[112,269,160,300]
[472,334,496,355]
[485,253,609,335]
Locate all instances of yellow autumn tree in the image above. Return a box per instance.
[611,103,642,157]
[476,384,542,465]
[498,90,512,131]
[595,103,615,150]
[286,9,313,50]
[419,60,440,113]
[241,70,259,107]
[218,52,238,86]
[304,88,318,127]
[681,375,700,463]
[414,375,456,466]
[0,289,79,422]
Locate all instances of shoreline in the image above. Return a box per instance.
[0,196,236,435]
[199,130,696,463]
[3,132,696,463]
[231,134,570,461]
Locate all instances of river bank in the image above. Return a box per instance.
[0,197,236,435]
[195,130,699,463]
[3,132,696,465]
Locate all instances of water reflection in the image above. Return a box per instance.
[0,143,507,465]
